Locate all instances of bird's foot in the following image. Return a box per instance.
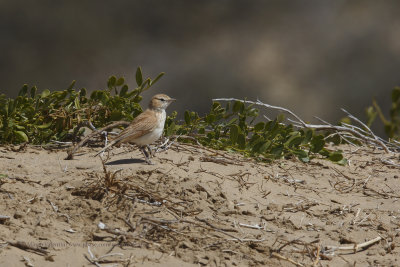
[141,146,155,165]
[145,158,155,165]
[146,145,154,158]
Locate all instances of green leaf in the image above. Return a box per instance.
[270,144,284,158]
[30,86,37,98]
[15,130,28,142]
[119,85,129,96]
[302,129,313,144]
[265,120,281,140]
[116,77,125,86]
[365,106,377,127]
[319,148,330,157]
[226,117,237,126]
[74,97,80,109]
[328,151,343,162]
[206,132,214,140]
[230,124,239,143]
[233,101,244,113]
[326,134,341,145]
[289,136,303,147]
[277,113,286,123]
[340,117,351,125]
[90,91,99,100]
[110,110,122,121]
[237,133,246,149]
[8,100,15,114]
[336,158,348,166]
[212,101,221,110]
[254,122,265,132]
[18,84,28,96]
[107,76,117,88]
[67,80,76,90]
[311,135,325,153]
[133,95,142,103]
[285,132,303,147]
[37,122,52,129]
[250,138,263,153]
[140,78,151,91]
[136,67,143,86]
[150,72,165,86]
[79,88,87,97]
[292,149,309,162]
[259,140,271,153]
[392,87,400,103]
[184,110,191,124]
[165,121,176,136]
[247,108,258,118]
[41,89,51,98]
[99,91,109,103]
[205,114,215,124]
[249,133,261,146]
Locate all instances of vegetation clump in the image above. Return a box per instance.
[1,67,397,163]
[366,87,400,140]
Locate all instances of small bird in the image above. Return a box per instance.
[95,94,175,164]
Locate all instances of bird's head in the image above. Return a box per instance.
[149,94,175,110]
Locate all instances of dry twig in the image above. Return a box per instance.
[323,236,382,254]
[7,241,48,256]
[213,98,399,153]
[66,121,130,160]
[271,252,304,267]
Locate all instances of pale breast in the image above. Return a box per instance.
[133,110,166,146]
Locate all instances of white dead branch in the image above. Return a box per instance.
[213,98,400,153]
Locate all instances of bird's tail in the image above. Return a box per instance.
[94,139,119,157]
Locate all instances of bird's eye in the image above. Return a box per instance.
[159,98,165,102]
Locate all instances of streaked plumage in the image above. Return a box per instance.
[95,94,175,164]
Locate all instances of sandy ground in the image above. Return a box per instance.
[0,143,399,266]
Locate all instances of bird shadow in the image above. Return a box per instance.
[105,158,146,165]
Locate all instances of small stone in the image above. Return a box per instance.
[179,241,192,249]
[197,257,209,265]
[39,219,51,227]
[242,210,255,216]
[268,203,283,212]
[227,201,235,210]
[199,191,208,200]
[13,212,24,219]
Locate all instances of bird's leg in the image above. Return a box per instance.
[140,146,154,165]
[146,145,154,158]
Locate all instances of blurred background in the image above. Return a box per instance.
[1,0,400,135]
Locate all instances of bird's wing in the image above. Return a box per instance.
[114,109,158,143]
[94,109,157,157]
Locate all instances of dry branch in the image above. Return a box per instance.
[7,241,48,256]
[324,236,382,254]
[200,156,243,166]
[85,245,126,266]
[213,98,400,153]
[65,120,130,160]
[271,252,304,267]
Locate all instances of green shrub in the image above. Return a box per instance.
[0,67,344,164]
[0,67,163,144]
[366,87,400,140]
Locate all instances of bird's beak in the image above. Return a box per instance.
[169,98,176,102]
